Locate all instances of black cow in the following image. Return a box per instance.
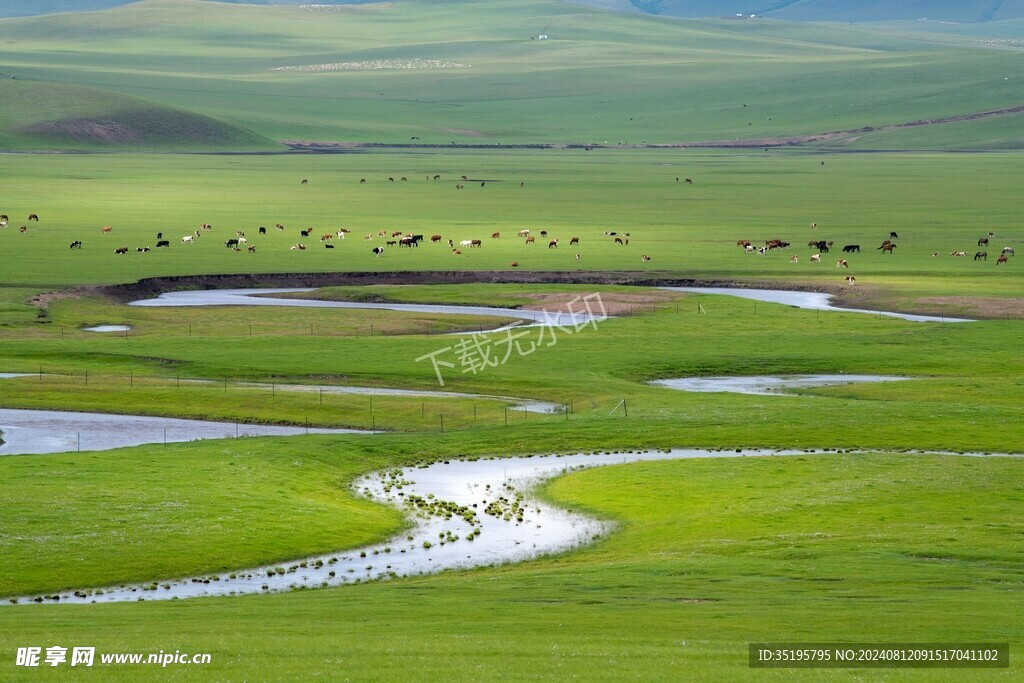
[156,240,170,248]
[372,247,384,256]
[225,238,239,248]
[842,244,860,253]
[259,226,267,235]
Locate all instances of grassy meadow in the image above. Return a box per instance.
[0,1,1022,680]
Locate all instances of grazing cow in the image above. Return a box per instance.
[388,177,394,182]
[386,240,397,247]
[400,237,417,247]
[236,230,246,238]
[359,179,366,184]
[401,177,407,182]
[324,243,335,249]
[195,230,202,238]
[511,261,519,267]
[225,238,239,248]
[845,276,857,286]
[641,255,651,262]
[569,237,579,246]
[525,236,535,244]
[0,220,6,228]
[470,239,482,248]
[790,255,799,263]
[548,239,559,249]
[950,250,967,257]
[448,239,454,248]
[997,254,1008,265]
[301,179,308,184]
[156,232,163,239]
[69,240,82,249]
[745,244,755,253]
[182,235,193,244]
[978,237,989,247]
[452,248,462,255]
[114,246,128,254]
[391,231,403,238]
[614,237,624,246]
[27,213,38,221]
[491,232,500,239]
[461,175,468,180]
[431,234,442,243]
[411,234,424,244]
[455,184,464,190]
[517,229,530,237]
[300,229,312,238]
[836,258,849,268]
[136,247,150,253]
[842,244,860,253]
[259,226,267,235]
[0,214,6,221]
[810,254,821,263]
[819,244,829,253]
[575,253,581,261]
[1002,247,1014,256]
[275,223,285,231]
[248,244,256,253]
[101,226,113,234]
[460,240,473,248]
[321,234,333,242]
[337,230,348,239]
[878,242,896,253]
[974,251,987,261]
[434,175,441,180]
[890,231,899,239]
[156,240,170,248]
[19,226,27,233]
[372,247,384,256]
[737,239,752,248]
[540,230,548,237]
[809,222,817,230]
[480,182,486,187]
[684,178,693,184]
[201,223,212,231]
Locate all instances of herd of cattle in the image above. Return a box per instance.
[2,209,1015,274]
[737,226,1014,284]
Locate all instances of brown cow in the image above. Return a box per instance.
[430,234,442,243]
[548,239,559,248]
[997,254,1008,265]
[525,236,535,244]
[569,237,579,246]
[491,232,500,239]
[101,226,113,234]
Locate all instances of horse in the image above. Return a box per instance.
[974,251,987,261]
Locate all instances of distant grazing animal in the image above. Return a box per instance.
[569,237,579,246]
[684,178,693,184]
[156,240,170,248]
[136,247,149,253]
[845,276,857,286]
[434,175,441,180]
[431,234,442,243]
[745,244,755,252]
[974,251,987,261]
[27,213,38,221]
[517,229,530,237]
[950,250,967,257]
[480,182,485,187]
[455,184,464,190]
[511,261,519,267]
[0,220,6,228]
[491,232,500,239]
[156,232,163,239]
[359,179,366,184]
[548,239,559,248]
[460,240,473,248]
[810,254,821,263]
[386,240,397,247]
[324,243,334,249]
[461,175,468,180]
[337,230,348,238]
[114,246,128,254]
[388,177,394,182]
[525,236,535,244]
[1002,247,1014,256]
[879,243,896,253]
[182,235,193,244]
[321,233,333,242]
[978,237,989,247]
[889,232,898,239]
[225,238,239,248]
[790,255,799,263]
[996,254,1008,265]
[576,253,581,261]
[69,240,82,249]
[200,223,212,231]
[392,231,403,238]
[452,249,462,255]
[275,223,285,231]
[0,214,7,222]
[248,244,256,253]
[447,239,454,248]
[101,226,113,234]
[614,237,624,245]
[809,222,817,230]
[236,230,245,238]
[372,246,384,256]
[641,255,651,262]
[290,243,307,251]
[737,239,752,248]
[301,179,308,184]
[400,237,417,247]
[259,227,267,235]
[401,177,407,182]
[842,244,860,253]
[540,230,548,237]
[300,229,312,238]
[19,226,27,233]
[470,239,482,248]
[836,258,848,268]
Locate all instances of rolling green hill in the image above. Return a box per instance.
[0,0,1022,150]
[0,80,273,150]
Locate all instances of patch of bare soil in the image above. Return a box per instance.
[915,296,1024,319]
[519,290,682,316]
[23,119,138,143]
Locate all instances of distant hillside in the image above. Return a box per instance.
[572,0,1024,23]
[0,80,273,150]
[0,0,375,19]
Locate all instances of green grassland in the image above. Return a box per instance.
[1,0,1023,149]
[0,1,1022,680]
